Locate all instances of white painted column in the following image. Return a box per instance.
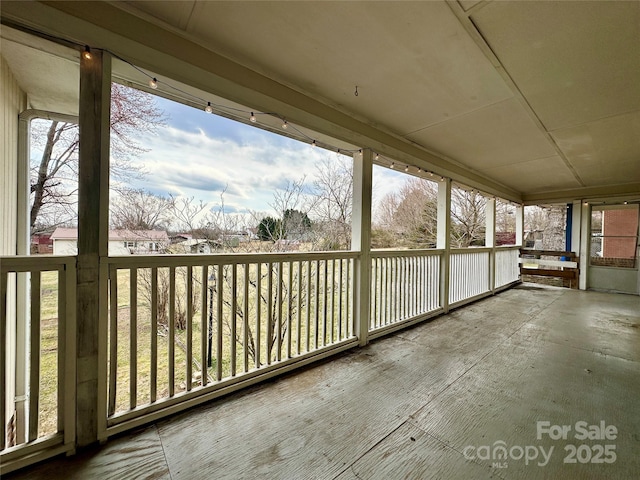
[515,204,524,247]
[579,202,590,290]
[351,149,372,346]
[570,200,584,290]
[486,197,496,292]
[76,49,111,446]
[437,178,451,312]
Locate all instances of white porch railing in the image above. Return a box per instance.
[0,256,76,473]
[449,248,491,305]
[495,247,521,288]
[104,251,357,433]
[369,250,441,333]
[1,245,521,472]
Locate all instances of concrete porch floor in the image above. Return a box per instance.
[7,284,640,479]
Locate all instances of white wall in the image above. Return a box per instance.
[1,54,27,444]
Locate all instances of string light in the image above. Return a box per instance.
[72,44,462,184]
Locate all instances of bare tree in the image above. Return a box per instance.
[450,188,486,247]
[30,83,165,233]
[110,188,171,230]
[374,178,438,248]
[310,155,353,249]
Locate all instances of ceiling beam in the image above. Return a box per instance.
[522,183,640,205]
[446,0,586,188]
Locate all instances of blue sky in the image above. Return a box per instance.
[128,95,409,220]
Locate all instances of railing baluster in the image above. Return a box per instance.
[243,263,249,372]
[296,261,302,355]
[329,259,335,344]
[267,262,273,365]
[29,272,41,441]
[108,266,118,415]
[130,268,137,409]
[338,259,344,340]
[151,267,158,399]
[200,265,208,386]
[169,266,176,396]
[287,261,293,357]
[216,264,223,381]
[57,268,65,433]
[255,262,261,369]
[306,261,311,352]
[314,260,320,348]
[186,266,193,391]
[322,260,328,346]
[230,264,237,376]
[276,262,282,361]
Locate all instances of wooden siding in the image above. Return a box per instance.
[0,54,26,449]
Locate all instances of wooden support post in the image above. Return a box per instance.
[351,149,372,346]
[77,49,111,447]
[437,178,451,312]
[486,196,496,293]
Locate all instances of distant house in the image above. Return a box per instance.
[30,232,54,254]
[50,228,169,255]
[169,238,221,254]
[169,233,192,244]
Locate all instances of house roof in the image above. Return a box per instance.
[50,227,168,242]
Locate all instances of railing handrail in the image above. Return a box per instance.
[103,250,359,268]
[450,247,493,254]
[495,244,521,251]
[519,248,577,259]
[0,256,76,272]
[370,248,443,258]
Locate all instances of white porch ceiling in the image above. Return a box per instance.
[2,0,638,200]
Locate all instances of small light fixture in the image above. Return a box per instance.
[205,102,213,114]
[149,78,158,89]
[82,46,92,60]
[311,140,317,148]
[282,120,288,129]
[250,112,257,123]
[374,153,380,160]
[404,165,409,172]
[390,162,395,169]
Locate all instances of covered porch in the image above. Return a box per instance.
[2,1,640,477]
[7,284,640,479]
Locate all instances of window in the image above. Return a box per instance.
[590,205,639,268]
